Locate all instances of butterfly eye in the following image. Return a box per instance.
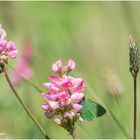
[80,99,106,121]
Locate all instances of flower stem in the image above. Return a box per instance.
[1,65,49,139]
[133,76,137,139]
[71,128,76,139]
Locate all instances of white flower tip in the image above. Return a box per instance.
[129,35,136,47]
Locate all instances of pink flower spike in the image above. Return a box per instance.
[41,59,86,128]
[0,25,18,64]
[8,50,18,58]
[71,92,84,103]
[67,59,76,71]
[73,104,83,112]
[52,59,62,73]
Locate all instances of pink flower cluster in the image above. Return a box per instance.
[11,39,33,86]
[0,25,18,64]
[42,59,85,126]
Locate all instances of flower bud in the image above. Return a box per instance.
[48,101,59,110]
[72,104,83,112]
[52,59,62,73]
[42,104,50,110]
[67,59,76,71]
[78,117,83,123]
[8,50,18,59]
[64,112,73,120]
[6,41,16,50]
[53,118,62,125]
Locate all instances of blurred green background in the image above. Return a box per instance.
[0,1,140,139]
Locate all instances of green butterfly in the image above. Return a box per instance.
[80,99,106,121]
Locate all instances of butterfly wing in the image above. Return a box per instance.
[80,99,106,121]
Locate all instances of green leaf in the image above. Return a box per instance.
[80,99,106,121]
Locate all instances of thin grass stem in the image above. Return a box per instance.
[133,76,137,139]
[1,65,49,139]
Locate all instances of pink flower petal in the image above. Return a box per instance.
[72,78,85,92]
[0,39,7,49]
[48,101,59,110]
[59,77,71,88]
[8,50,18,58]
[72,104,83,112]
[58,91,69,100]
[60,100,67,107]
[71,92,84,103]
[6,41,16,50]
[42,104,50,110]
[43,83,59,92]
[48,76,61,83]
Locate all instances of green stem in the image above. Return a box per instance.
[71,128,76,139]
[133,76,137,139]
[7,63,42,93]
[1,65,49,139]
